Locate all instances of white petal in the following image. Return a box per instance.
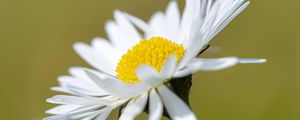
[47,95,96,105]
[206,0,213,14]
[47,95,112,106]
[91,37,121,66]
[57,75,107,96]
[86,64,165,98]
[119,94,148,120]
[212,0,245,28]
[174,57,266,78]
[174,57,239,78]
[136,65,164,87]
[191,57,239,71]
[160,55,177,78]
[238,58,267,64]
[209,2,250,41]
[46,104,82,115]
[149,90,163,120]
[200,0,208,19]
[84,68,148,98]
[178,0,201,45]
[148,12,166,38]
[72,107,109,120]
[114,10,141,44]
[43,105,102,120]
[105,20,134,54]
[94,110,112,120]
[91,37,120,57]
[178,1,251,70]
[125,13,155,37]
[43,114,69,120]
[68,67,109,96]
[71,111,95,120]
[181,0,194,29]
[50,86,70,94]
[165,1,180,41]
[81,111,100,120]
[177,18,206,70]
[83,69,134,97]
[194,0,201,18]
[157,85,196,120]
[180,0,194,39]
[82,58,170,98]
[73,42,116,75]
[201,3,220,43]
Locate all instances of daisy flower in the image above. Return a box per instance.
[45,0,266,120]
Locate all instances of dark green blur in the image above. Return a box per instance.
[0,0,299,120]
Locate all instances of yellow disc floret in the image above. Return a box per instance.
[116,37,185,84]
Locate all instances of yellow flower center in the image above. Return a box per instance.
[116,37,185,84]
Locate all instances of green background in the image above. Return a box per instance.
[0,0,299,120]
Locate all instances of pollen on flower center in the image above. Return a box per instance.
[116,37,185,84]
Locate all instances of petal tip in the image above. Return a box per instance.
[239,58,267,64]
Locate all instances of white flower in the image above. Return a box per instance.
[45,0,266,120]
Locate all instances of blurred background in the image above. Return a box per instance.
[0,0,299,120]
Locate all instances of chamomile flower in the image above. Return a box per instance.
[45,0,266,120]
